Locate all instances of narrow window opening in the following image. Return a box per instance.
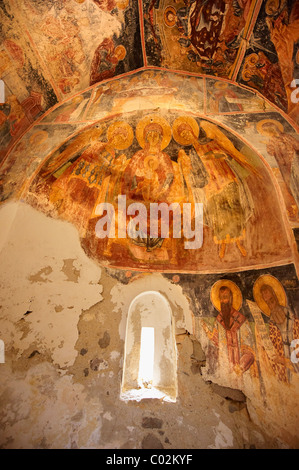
[138,327,155,389]
[120,291,177,403]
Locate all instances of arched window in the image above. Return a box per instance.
[121,291,177,402]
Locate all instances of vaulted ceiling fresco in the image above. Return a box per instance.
[0,0,298,272]
[0,0,298,162]
[0,69,298,274]
[1,3,299,446]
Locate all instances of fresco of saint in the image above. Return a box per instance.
[120,114,179,258]
[44,122,133,235]
[90,38,127,86]
[253,274,299,384]
[173,116,256,258]
[201,279,256,388]
[256,118,299,209]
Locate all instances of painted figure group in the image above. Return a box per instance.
[201,275,299,386]
[41,114,258,261]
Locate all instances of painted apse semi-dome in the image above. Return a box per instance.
[1,69,298,273]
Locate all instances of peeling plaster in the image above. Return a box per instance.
[109,273,194,342]
[0,201,103,368]
[209,412,234,449]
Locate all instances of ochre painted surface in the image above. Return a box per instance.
[24,109,292,272]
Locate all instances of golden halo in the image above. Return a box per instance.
[253,274,286,317]
[144,155,159,171]
[210,279,243,312]
[241,54,259,81]
[164,6,177,27]
[265,0,281,16]
[71,95,84,104]
[114,44,126,61]
[29,130,48,146]
[136,114,172,150]
[256,119,284,136]
[116,0,129,10]
[107,121,134,150]
[172,116,199,146]
[214,81,229,90]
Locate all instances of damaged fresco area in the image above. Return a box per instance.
[0,203,279,449]
[0,0,142,162]
[0,1,57,162]
[208,111,299,225]
[0,202,103,368]
[163,263,299,443]
[7,0,143,97]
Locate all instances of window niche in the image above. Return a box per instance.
[120,291,177,402]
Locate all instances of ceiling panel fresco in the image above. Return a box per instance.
[142,0,258,76]
[237,0,299,122]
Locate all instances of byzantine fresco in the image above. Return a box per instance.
[85,70,205,121]
[238,0,299,123]
[210,111,299,224]
[0,2,57,162]
[142,0,257,77]
[0,0,142,161]
[164,263,299,392]
[1,71,298,235]
[24,108,293,272]
[141,0,299,123]
[205,79,275,114]
[11,0,142,97]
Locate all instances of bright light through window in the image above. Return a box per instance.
[138,327,155,388]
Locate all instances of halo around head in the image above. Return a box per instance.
[29,130,48,146]
[107,121,134,150]
[256,119,284,136]
[214,81,229,90]
[136,114,172,150]
[172,116,199,145]
[253,274,286,317]
[116,0,129,10]
[265,0,283,16]
[210,279,242,312]
[114,45,126,61]
[164,6,177,27]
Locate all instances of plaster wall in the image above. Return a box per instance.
[0,202,298,449]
